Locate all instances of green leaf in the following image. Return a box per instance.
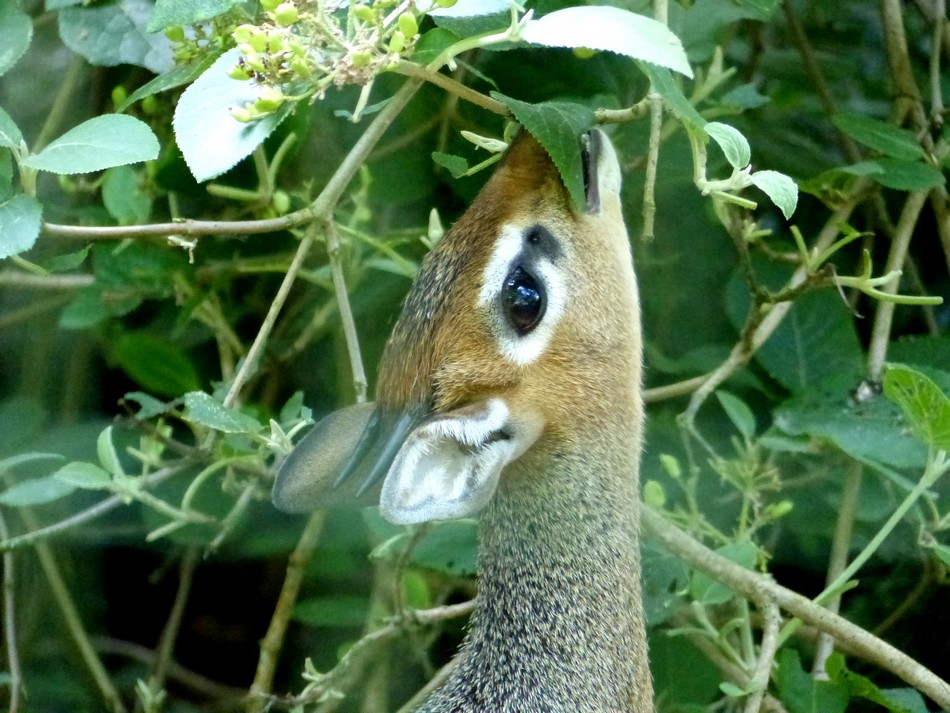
[883,363,950,451]
[726,263,863,393]
[641,542,689,625]
[147,0,244,32]
[428,0,509,19]
[102,165,151,225]
[841,159,945,192]
[0,105,23,149]
[371,519,478,576]
[935,544,950,568]
[58,0,174,74]
[826,653,922,713]
[716,391,756,440]
[832,113,925,161]
[42,245,90,273]
[0,452,64,473]
[638,63,705,130]
[114,332,200,398]
[493,93,594,210]
[0,0,32,77]
[0,150,11,202]
[97,426,125,477]
[689,540,756,605]
[22,115,159,175]
[750,169,799,219]
[0,475,75,506]
[704,122,750,169]
[182,392,261,434]
[431,151,469,178]
[173,48,293,182]
[293,594,368,628]
[775,649,850,713]
[521,7,692,78]
[52,461,112,489]
[0,194,42,259]
[411,27,460,65]
[117,52,221,113]
[123,391,170,420]
[719,83,770,110]
[774,372,928,471]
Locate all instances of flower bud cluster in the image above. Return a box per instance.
[226,0,428,122]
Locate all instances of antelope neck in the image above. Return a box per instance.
[419,437,651,712]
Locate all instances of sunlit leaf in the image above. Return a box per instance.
[883,363,950,451]
[750,169,798,219]
[0,194,42,259]
[58,0,174,74]
[173,48,293,182]
[0,0,32,77]
[22,115,159,175]
[147,0,244,32]
[182,392,261,434]
[704,121,750,169]
[521,6,692,78]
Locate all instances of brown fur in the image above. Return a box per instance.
[377,133,653,711]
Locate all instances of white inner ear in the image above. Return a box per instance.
[379,399,535,525]
[477,224,567,366]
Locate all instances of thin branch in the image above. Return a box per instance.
[326,221,368,403]
[393,61,507,115]
[641,507,950,710]
[866,190,929,380]
[0,513,21,713]
[929,0,946,120]
[141,547,201,709]
[0,464,189,552]
[248,511,327,713]
[881,0,929,130]
[744,598,782,713]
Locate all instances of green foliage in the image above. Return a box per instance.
[0,0,948,711]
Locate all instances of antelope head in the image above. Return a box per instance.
[273,128,641,524]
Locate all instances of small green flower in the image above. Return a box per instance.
[274,3,299,27]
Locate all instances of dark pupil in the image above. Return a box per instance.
[502,266,545,335]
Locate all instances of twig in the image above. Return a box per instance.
[325,221,368,403]
[930,0,946,120]
[142,547,201,708]
[680,200,856,422]
[0,463,189,552]
[247,511,327,713]
[781,0,862,163]
[642,0,665,249]
[881,0,928,130]
[21,512,126,712]
[0,271,93,288]
[393,61,507,115]
[395,659,459,713]
[813,462,863,678]
[866,190,929,380]
[641,507,950,710]
[0,513,21,713]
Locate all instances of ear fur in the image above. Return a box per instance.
[273,401,379,512]
[379,398,540,525]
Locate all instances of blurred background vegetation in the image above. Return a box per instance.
[0,0,948,711]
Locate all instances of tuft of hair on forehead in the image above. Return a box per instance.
[375,131,571,412]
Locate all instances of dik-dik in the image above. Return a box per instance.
[274,128,652,711]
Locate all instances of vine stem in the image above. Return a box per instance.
[866,190,928,381]
[641,507,950,709]
[783,451,949,644]
[325,221,368,402]
[743,598,781,713]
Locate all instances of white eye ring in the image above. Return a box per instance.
[477,224,566,366]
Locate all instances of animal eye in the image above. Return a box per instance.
[502,266,545,335]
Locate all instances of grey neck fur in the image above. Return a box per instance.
[418,431,652,712]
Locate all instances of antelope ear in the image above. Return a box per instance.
[273,401,378,513]
[379,398,541,525]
